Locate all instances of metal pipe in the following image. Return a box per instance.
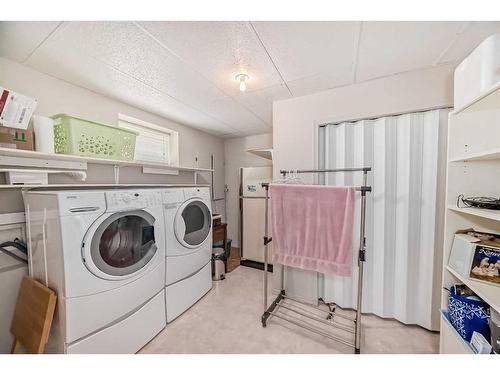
[262,181,369,193]
[263,184,269,311]
[280,265,285,292]
[239,168,243,260]
[354,170,368,353]
[280,167,371,175]
[276,302,355,334]
[269,312,355,348]
[284,295,354,322]
[210,154,215,201]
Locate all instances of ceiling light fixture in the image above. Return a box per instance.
[235,73,249,92]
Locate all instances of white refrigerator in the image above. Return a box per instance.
[239,166,272,264]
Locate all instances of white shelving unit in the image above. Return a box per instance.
[0,147,213,186]
[245,147,273,160]
[440,81,500,354]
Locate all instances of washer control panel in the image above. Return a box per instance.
[105,190,162,211]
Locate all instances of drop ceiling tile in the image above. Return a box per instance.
[138,21,283,95]
[0,21,61,62]
[356,21,466,82]
[52,22,228,109]
[234,84,291,125]
[205,97,270,134]
[252,21,358,83]
[287,73,351,97]
[25,24,237,137]
[439,22,500,63]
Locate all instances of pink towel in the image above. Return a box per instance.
[270,184,355,276]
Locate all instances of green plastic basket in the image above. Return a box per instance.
[52,114,138,161]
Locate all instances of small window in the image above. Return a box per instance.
[118,114,179,165]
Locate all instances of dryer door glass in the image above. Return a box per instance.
[90,210,157,277]
[177,199,211,247]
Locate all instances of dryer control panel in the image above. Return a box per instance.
[184,187,210,200]
[105,191,162,211]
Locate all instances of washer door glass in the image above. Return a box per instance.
[90,210,157,277]
[175,199,211,248]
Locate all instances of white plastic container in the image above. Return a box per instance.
[448,233,478,278]
[32,115,55,153]
[454,34,500,109]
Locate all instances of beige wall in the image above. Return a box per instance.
[273,63,455,181]
[0,58,225,215]
[224,133,272,247]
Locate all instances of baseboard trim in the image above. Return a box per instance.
[240,259,273,272]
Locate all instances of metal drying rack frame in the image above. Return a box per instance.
[260,167,371,354]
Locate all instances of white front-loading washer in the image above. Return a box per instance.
[163,186,212,322]
[23,188,166,353]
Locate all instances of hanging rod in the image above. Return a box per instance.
[261,182,371,193]
[280,167,371,174]
[262,166,372,192]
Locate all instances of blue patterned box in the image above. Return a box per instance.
[448,286,490,342]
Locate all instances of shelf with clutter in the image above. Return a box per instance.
[441,34,500,354]
[0,90,212,187]
[441,228,500,355]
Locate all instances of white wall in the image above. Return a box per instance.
[0,58,225,214]
[224,133,272,247]
[272,63,455,306]
[273,63,455,181]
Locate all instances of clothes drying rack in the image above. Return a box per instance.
[260,167,371,354]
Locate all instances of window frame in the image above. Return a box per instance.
[118,113,179,166]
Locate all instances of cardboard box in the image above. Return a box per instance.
[0,87,37,129]
[0,126,34,150]
[449,230,500,287]
[469,244,500,286]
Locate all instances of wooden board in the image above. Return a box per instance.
[10,276,56,354]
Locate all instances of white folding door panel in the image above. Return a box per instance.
[319,109,447,330]
[417,110,440,326]
[321,120,366,309]
[394,114,411,322]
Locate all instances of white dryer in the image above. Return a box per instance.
[24,188,166,353]
[163,186,212,322]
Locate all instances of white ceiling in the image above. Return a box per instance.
[1,21,500,138]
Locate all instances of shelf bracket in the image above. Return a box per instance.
[113,165,120,185]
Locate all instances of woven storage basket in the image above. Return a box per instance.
[52,114,137,160]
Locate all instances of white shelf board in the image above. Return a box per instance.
[447,205,500,222]
[246,148,273,160]
[451,80,500,115]
[446,265,500,313]
[440,310,474,353]
[0,184,55,189]
[449,148,500,162]
[0,147,213,173]
[0,183,209,190]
